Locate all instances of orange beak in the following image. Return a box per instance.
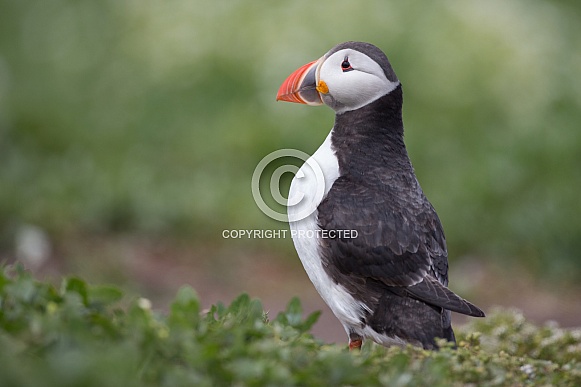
[276,59,323,105]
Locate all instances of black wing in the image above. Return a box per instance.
[317,175,484,317]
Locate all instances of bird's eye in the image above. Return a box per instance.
[341,59,353,72]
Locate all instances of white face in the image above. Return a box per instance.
[317,48,400,114]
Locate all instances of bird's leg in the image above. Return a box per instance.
[349,339,362,351]
[348,332,363,351]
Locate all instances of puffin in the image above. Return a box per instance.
[276,41,484,350]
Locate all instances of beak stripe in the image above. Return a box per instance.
[276,60,322,105]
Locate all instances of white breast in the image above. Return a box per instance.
[288,130,370,331]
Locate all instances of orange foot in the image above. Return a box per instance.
[349,338,363,351]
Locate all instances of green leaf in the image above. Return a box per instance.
[62,277,89,306]
[88,285,123,306]
[302,310,322,332]
[227,293,251,314]
[275,297,320,333]
[169,286,201,329]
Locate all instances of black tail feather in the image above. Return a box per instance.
[406,276,485,317]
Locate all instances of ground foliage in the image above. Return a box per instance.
[0,266,580,386]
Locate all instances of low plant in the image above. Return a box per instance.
[0,266,579,386]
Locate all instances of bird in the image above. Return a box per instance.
[276,41,484,350]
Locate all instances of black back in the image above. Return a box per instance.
[317,85,483,348]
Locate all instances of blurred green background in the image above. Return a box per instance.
[1,0,580,341]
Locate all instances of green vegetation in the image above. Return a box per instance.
[1,266,580,386]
